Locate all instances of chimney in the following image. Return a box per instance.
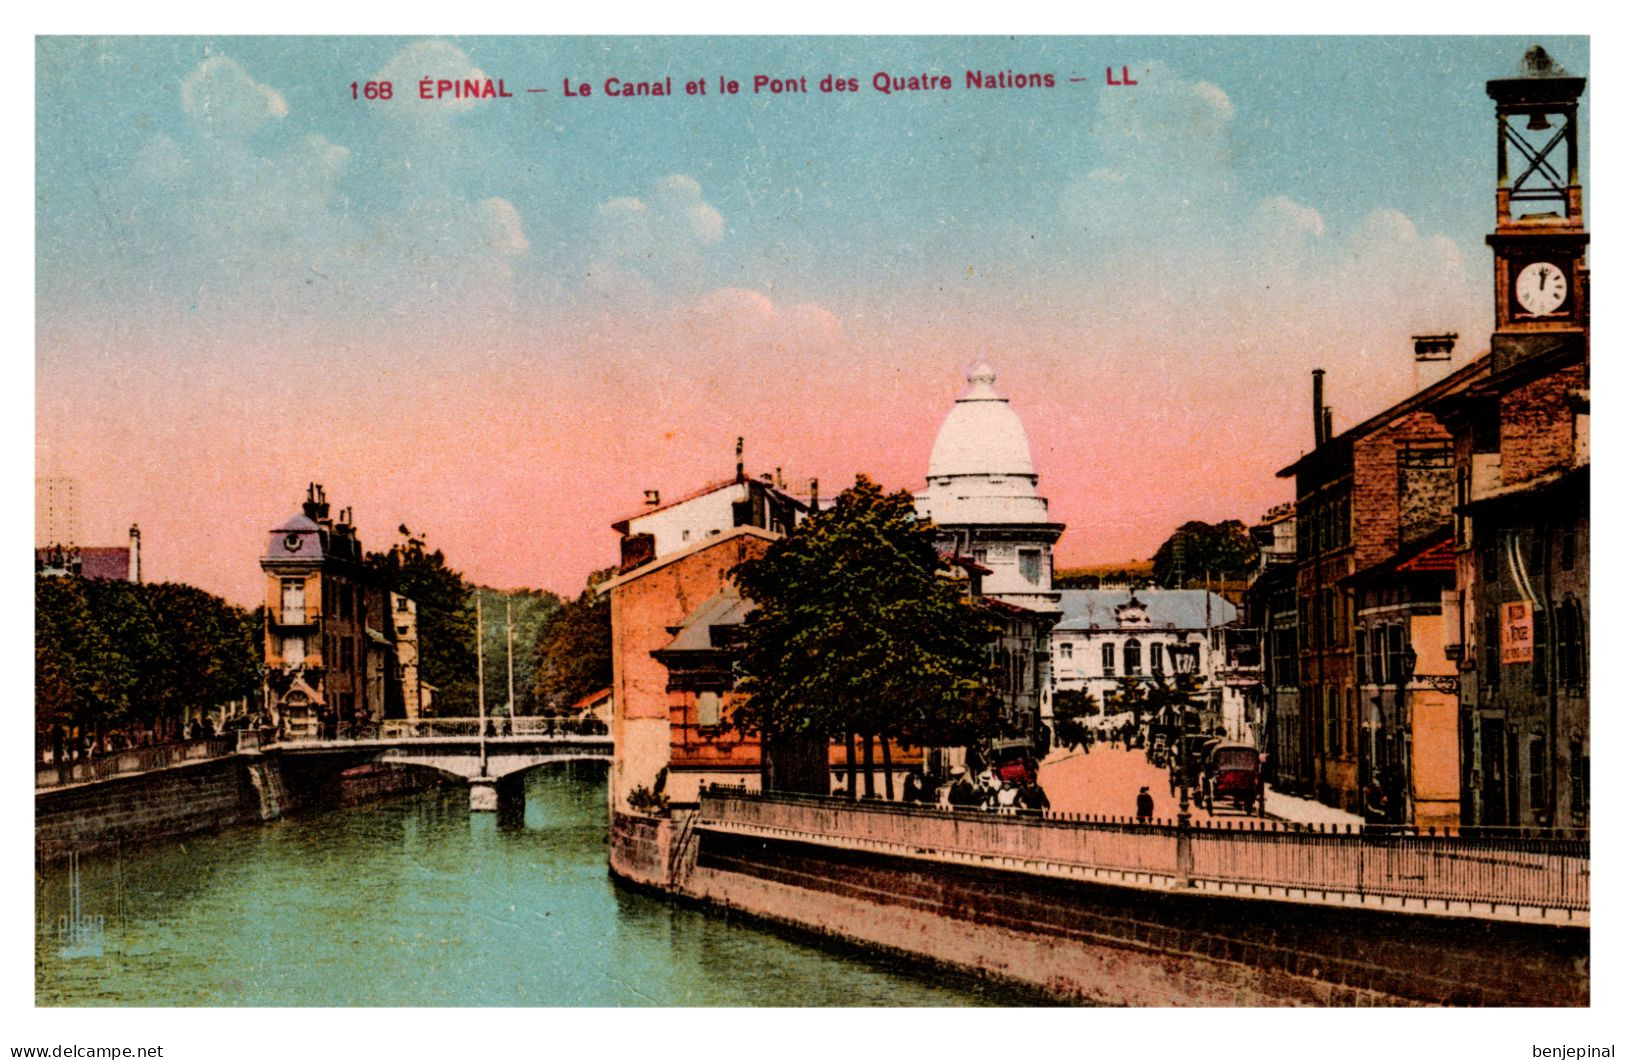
[775,466,783,489]
[303,481,331,524]
[1322,407,1333,443]
[809,478,819,512]
[1412,332,1458,392]
[128,524,141,583]
[643,489,660,508]
[1312,369,1326,446]
[735,437,745,484]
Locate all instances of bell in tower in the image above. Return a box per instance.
[1485,46,1588,364]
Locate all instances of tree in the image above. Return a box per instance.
[1151,520,1257,588]
[367,527,478,714]
[1104,676,1150,722]
[1052,687,1100,719]
[529,574,612,713]
[35,577,262,750]
[730,475,1002,796]
[473,587,562,714]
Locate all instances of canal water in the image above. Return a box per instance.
[36,763,1020,1006]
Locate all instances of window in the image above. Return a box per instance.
[1385,624,1407,685]
[1558,598,1586,691]
[1346,688,1356,757]
[1101,643,1116,677]
[972,548,988,567]
[1150,643,1164,675]
[1059,642,1073,661]
[283,635,305,666]
[1019,549,1042,583]
[697,691,721,728]
[1124,638,1142,675]
[1570,741,1589,821]
[340,584,353,619]
[280,578,305,624]
[1356,628,1367,685]
[1529,736,1548,813]
[1533,608,1548,695]
[1562,525,1577,571]
[1325,687,1339,757]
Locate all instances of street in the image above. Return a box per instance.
[1038,743,1222,823]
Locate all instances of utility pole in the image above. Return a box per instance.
[477,593,487,775]
[506,598,515,725]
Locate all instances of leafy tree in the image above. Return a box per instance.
[34,577,262,749]
[529,572,613,713]
[469,586,561,714]
[1052,687,1100,718]
[1151,520,1257,588]
[367,527,477,714]
[1144,671,1207,726]
[1104,676,1150,721]
[730,475,1001,795]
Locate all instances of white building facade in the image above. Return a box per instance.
[916,362,1064,737]
[1051,590,1239,731]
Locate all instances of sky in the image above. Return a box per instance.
[36,35,1591,607]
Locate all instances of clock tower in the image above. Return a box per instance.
[1486,46,1587,370]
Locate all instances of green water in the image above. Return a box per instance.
[36,763,1017,1006]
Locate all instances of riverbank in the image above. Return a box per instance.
[609,786,1590,1006]
[35,749,443,866]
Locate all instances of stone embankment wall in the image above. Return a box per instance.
[607,808,1588,1006]
[36,754,443,865]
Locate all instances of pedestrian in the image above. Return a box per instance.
[946,766,978,808]
[901,769,924,803]
[1018,777,1050,814]
[1136,785,1155,820]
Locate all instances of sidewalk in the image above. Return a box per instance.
[1263,784,1365,829]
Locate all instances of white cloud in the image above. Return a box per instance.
[180,57,287,139]
[477,198,529,256]
[374,41,492,121]
[586,174,728,297]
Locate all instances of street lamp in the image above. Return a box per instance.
[1171,646,1197,826]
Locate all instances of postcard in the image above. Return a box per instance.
[28,31,1595,1049]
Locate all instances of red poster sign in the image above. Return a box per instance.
[1501,601,1535,664]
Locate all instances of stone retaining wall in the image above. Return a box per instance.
[679,827,1587,1006]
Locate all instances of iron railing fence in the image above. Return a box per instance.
[36,736,235,790]
[699,788,1589,913]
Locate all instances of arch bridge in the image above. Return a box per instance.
[274,734,613,811]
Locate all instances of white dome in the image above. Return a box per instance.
[926,361,1036,479]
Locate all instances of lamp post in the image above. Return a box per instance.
[1169,646,1197,885]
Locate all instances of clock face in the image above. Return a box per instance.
[1515,261,1568,316]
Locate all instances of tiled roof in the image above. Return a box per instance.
[1053,589,1236,632]
[662,588,755,653]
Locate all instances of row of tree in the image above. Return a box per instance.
[363,529,610,717]
[36,578,261,744]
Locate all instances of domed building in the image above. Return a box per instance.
[916,362,1065,611]
[916,362,1064,742]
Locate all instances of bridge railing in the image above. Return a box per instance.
[699,788,1589,914]
[377,716,610,739]
[35,737,236,790]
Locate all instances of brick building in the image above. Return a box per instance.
[1433,47,1589,830]
[1278,354,1488,814]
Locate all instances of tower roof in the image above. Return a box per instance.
[926,361,1036,480]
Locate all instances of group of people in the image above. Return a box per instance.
[941,765,1051,813]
